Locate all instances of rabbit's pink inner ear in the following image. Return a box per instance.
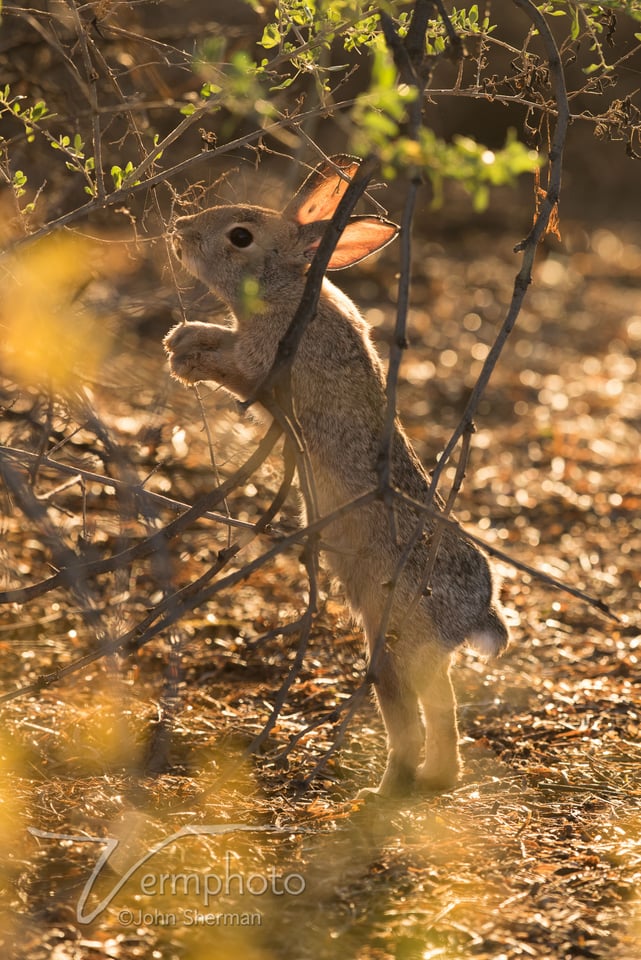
[325,218,399,269]
[290,160,361,225]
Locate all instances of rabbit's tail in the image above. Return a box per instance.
[467,606,510,658]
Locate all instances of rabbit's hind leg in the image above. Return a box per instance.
[415,655,461,792]
[359,642,424,798]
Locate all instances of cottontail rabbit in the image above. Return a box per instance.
[164,155,509,797]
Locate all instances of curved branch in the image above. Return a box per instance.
[246,154,380,406]
[426,0,570,499]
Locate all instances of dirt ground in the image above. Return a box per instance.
[0,209,640,960]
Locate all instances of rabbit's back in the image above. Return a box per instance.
[290,281,507,656]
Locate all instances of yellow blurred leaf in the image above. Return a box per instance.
[0,234,112,388]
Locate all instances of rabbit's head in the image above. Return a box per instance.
[172,155,399,310]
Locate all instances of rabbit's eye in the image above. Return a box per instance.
[228,226,254,248]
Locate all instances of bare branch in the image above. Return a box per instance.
[0,487,379,705]
[248,528,320,753]
[426,0,570,500]
[3,100,363,252]
[0,422,282,604]
[0,444,254,531]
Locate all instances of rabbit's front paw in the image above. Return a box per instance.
[163,322,225,385]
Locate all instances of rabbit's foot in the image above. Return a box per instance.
[355,786,389,803]
[358,754,417,800]
[415,757,461,793]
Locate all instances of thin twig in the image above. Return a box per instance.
[195,386,233,549]
[248,516,319,752]
[405,421,475,621]
[302,681,371,786]
[377,3,431,538]
[376,176,420,498]
[370,0,433,683]
[66,1,105,199]
[390,486,619,622]
[0,444,254,530]
[0,488,376,705]
[0,422,282,605]
[426,0,570,501]
[3,99,362,252]
[0,456,104,634]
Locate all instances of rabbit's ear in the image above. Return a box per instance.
[285,155,361,224]
[302,216,399,270]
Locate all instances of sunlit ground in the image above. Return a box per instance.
[0,219,639,960]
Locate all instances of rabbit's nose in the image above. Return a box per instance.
[171,223,198,256]
[171,232,183,260]
[176,223,199,242]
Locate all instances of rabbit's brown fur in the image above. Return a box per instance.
[164,156,509,797]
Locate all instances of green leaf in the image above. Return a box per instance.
[473,184,490,212]
[260,23,281,49]
[53,134,71,151]
[12,169,27,197]
[200,81,222,98]
[30,100,48,121]
[152,132,164,160]
[571,9,581,40]
[269,75,296,90]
